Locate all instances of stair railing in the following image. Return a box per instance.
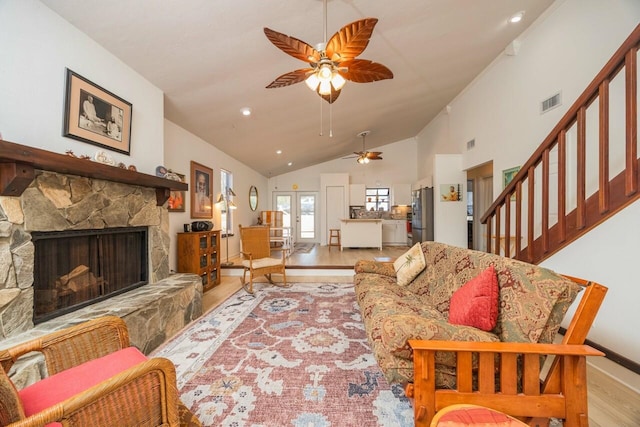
[481,24,640,264]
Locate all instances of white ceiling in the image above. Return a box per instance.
[40,0,555,177]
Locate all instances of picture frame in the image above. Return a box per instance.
[63,69,132,155]
[190,161,213,219]
[502,166,521,201]
[168,173,186,212]
[440,183,462,202]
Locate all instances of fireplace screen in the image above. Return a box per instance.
[32,227,148,323]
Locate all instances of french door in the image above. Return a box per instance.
[273,192,319,244]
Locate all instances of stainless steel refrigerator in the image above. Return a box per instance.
[412,187,434,244]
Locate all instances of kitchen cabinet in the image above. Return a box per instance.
[349,184,366,206]
[392,184,412,206]
[382,220,408,246]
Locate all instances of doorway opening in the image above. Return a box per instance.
[466,161,493,252]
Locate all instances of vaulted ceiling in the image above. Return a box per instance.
[40,0,555,177]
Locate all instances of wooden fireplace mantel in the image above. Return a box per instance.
[0,139,188,206]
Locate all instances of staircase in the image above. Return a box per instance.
[481,24,640,265]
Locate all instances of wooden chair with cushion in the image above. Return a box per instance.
[0,316,201,427]
[239,225,288,294]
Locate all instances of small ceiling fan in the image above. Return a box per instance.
[343,131,382,164]
[264,0,393,104]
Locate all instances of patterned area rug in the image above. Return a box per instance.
[152,282,413,426]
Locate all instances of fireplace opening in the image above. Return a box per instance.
[32,227,148,324]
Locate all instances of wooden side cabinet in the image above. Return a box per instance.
[177,230,221,292]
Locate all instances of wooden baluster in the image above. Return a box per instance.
[515,181,522,258]
[527,167,535,262]
[486,214,493,254]
[625,47,638,196]
[558,131,567,243]
[599,80,610,214]
[494,206,501,255]
[577,106,587,230]
[542,148,550,253]
[504,193,511,257]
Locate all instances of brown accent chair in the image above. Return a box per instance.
[0,316,201,427]
[239,225,288,294]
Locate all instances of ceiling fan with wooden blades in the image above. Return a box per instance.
[264,0,393,104]
[343,131,382,164]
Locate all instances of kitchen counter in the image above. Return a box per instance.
[339,219,382,250]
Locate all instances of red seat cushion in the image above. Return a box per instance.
[448,265,499,332]
[19,347,147,420]
[432,404,528,426]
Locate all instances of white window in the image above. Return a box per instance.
[365,188,390,211]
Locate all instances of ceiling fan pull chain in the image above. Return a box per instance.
[329,101,333,138]
[319,96,323,136]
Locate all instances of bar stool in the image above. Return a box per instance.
[328,228,341,251]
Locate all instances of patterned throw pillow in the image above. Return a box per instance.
[393,243,427,286]
[448,265,499,332]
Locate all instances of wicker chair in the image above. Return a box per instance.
[0,316,201,427]
[239,225,288,294]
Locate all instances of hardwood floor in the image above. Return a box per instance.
[204,244,640,426]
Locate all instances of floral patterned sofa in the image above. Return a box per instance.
[353,241,582,387]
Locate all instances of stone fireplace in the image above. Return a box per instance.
[0,170,176,339]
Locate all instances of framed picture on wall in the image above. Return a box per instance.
[63,69,132,155]
[190,161,213,219]
[502,166,521,201]
[440,184,462,202]
[168,173,186,212]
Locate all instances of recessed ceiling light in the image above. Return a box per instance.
[509,11,525,23]
[276,150,282,154]
[287,162,293,166]
[240,107,252,116]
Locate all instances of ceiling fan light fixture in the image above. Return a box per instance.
[331,72,346,90]
[318,63,333,81]
[318,79,332,95]
[305,73,320,91]
[357,155,370,164]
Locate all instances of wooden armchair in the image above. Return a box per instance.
[0,316,201,427]
[239,225,288,294]
[406,278,608,427]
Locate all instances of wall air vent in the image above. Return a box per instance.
[541,92,562,114]
[466,139,475,151]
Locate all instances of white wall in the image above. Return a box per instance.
[269,138,417,195]
[541,200,640,359]
[0,0,164,174]
[433,154,467,247]
[164,120,268,270]
[416,110,453,183]
[416,0,640,361]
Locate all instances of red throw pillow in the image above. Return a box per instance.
[448,265,499,332]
